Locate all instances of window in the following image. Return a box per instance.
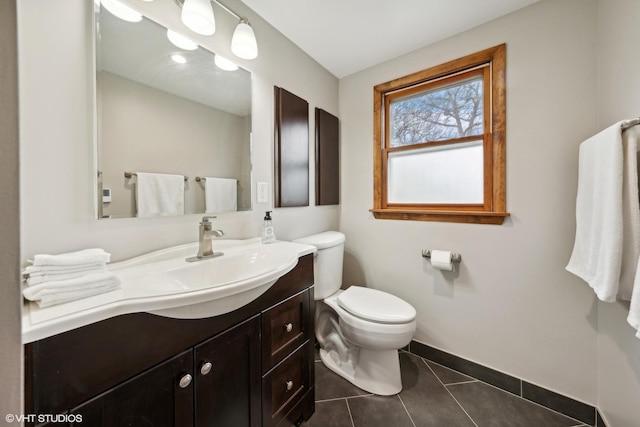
[371,44,509,224]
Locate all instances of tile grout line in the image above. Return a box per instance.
[396,394,418,427]
[315,394,373,403]
[421,357,479,427]
[442,379,479,386]
[409,344,598,426]
[344,398,356,427]
[444,368,593,427]
[416,351,595,427]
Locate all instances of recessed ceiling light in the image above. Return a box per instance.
[167,29,198,51]
[171,54,187,64]
[214,55,238,71]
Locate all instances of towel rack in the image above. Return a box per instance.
[195,176,239,184]
[124,171,189,181]
[622,117,640,130]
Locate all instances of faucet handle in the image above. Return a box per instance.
[201,215,217,224]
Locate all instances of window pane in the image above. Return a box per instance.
[387,140,484,204]
[389,76,483,148]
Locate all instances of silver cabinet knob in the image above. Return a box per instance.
[179,374,192,389]
[200,362,213,376]
[284,323,293,333]
[285,380,294,391]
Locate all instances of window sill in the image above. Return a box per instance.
[370,209,510,225]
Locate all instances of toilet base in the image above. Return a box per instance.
[319,346,402,396]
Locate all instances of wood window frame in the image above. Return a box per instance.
[371,44,509,225]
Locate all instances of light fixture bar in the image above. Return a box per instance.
[211,0,240,20]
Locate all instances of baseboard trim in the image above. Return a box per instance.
[408,340,603,427]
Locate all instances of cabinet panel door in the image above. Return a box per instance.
[70,350,193,427]
[194,316,261,427]
[315,108,340,206]
[274,86,309,207]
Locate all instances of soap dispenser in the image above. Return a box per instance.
[261,211,276,244]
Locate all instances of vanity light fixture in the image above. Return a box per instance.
[175,0,258,60]
[101,0,143,23]
[214,55,239,71]
[181,0,216,36]
[231,18,258,60]
[167,29,199,50]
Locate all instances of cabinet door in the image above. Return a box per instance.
[194,316,261,427]
[274,86,309,207]
[70,350,193,427]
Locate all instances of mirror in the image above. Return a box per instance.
[95,4,252,219]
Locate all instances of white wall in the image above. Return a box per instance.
[98,72,251,217]
[1,0,22,418]
[595,0,640,425]
[339,0,600,405]
[18,0,340,266]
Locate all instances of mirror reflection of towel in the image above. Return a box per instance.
[205,177,237,213]
[136,172,185,217]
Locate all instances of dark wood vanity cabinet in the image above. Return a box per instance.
[25,254,315,427]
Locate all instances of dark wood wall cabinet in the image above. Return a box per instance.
[25,255,315,427]
[315,108,340,206]
[274,87,310,208]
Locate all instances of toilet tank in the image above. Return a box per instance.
[293,231,345,300]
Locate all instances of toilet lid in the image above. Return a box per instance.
[337,287,416,324]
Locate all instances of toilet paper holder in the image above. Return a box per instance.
[421,250,462,262]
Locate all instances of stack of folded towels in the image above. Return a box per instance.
[22,248,121,308]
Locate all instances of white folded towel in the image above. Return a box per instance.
[136,172,185,217]
[22,271,121,308]
[566,122,625,302]
[24,262,107,276]
[204,177,237,213]
[24,265,108,286]
[30,248,111,267]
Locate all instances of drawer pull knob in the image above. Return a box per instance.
[200,362,213,376]
[285,380,294,391]
[284,323,293,333]
[179,374,192,389]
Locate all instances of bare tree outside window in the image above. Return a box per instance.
[389,77,484,147]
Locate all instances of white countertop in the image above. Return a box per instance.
[22,239,316,344]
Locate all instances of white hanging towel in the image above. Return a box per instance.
[204,177,237,213]
[566,122,640,302]
[136,172,185,217]
[619,126,640,300]
[627,261,640,338]
[566,122,625,302]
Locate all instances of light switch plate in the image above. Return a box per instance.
[257,182,268,203]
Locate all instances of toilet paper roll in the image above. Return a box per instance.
[430,250,454,271]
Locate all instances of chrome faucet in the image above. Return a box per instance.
[186,216,225,262]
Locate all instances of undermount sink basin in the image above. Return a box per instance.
[23,238,316,343]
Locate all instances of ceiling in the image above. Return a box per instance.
[240,0,539,78]
[98,9,251,116]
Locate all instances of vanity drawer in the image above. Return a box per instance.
[262,290,311,372]
[262,342,310,426]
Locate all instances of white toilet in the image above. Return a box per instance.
[293,231,417,396]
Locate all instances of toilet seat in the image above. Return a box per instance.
[337,286,416,324]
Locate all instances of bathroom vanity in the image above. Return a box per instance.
[24,251,315,427]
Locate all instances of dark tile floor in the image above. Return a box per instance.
[303,351,590,427]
